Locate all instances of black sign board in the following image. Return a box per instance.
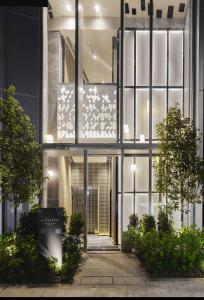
[38,208,63,266]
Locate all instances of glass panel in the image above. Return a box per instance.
[44,0,76,143]
[135,157,149,192]
[153,31,167,86]
[124,157,134,192]
[123,194,134,231]
[168,89,183,111]
[124,31,134,86]
[135,194,149,218]
[124,88,134,141]
[169,31,183,87]
[136,31,150,86]
[88,156,110,235]
[152,193,166,220]
[43,150,84,224]
[79,0,120,143]
[136,89,149,140]
[118,194,134,243]
[152,89,166,139]
[152,156,159,192]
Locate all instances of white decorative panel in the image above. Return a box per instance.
[152,89,167,139]
[57,84,75,141]
[57,84,117,142]
[125,31,134,86]
[169,31,183,86]
[135,157,149,192]
[153,31,167,86]
[136,31,150,86]
[124,88,134,140]
[168,89,183,111]
[136,89,149,140]
[135,194,149,218]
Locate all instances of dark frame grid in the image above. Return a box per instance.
[42,0,190,246]
[122,28,185,144]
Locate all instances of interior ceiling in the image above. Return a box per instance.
[72,156,108,164]
[48,0,188,82]
[49,0,188,19]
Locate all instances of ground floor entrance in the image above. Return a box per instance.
[42,147,188,250]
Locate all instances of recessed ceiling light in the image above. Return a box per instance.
[66,4,72,12]
[95,4,100,13]
[93,54,97,60]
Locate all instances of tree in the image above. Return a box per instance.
[0,86,43,231]
[153,105,204,226]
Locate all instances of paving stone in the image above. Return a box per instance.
[113,276,147,285]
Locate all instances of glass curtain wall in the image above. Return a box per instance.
[78,0,120,143]
[119,0,189,240]
[44,0,76,144]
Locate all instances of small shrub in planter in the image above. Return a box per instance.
[157,206,173,236]
[17,205,39,239]
[121,228,137,253]
[141,214,156,234]
[128,213,139,229]
[68,213,85,237]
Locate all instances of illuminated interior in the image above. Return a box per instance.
[41,0,197,248]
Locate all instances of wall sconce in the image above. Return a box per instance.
[124,124,129,134]
[45,134,53,143]
[48,170,54,178]
[140,134,145,143]
[131,164,136,172]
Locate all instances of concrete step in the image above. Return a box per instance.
[87,246,120,251]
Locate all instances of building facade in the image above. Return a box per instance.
[0,0,204,249]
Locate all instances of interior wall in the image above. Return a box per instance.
[47,31,62,141]
[71,162,111,235]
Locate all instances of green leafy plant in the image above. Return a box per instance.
[68,212,85,237]
[128,213,139,229]
[157,206,173,236]
[0,86,44,230]
[153,105,204,226]
[141,214,156,234]
[121,228,136,253]
[16,205,39,239]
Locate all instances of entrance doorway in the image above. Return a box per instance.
[43,149,120,250]
[85,155,119,250]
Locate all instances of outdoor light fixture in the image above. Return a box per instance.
[167,6,174,18]
[156,9,162,18]
[124,124,129,134]
[131,164,137,172]
[45,134,53,143]
[95,4,100,13]
[140,134,145,143]
[48,170,54,178]
[141,0,145,11]
[125,3,129,14]
[66,4,72,12]
[132,8,137,16]
[179,3,185,13]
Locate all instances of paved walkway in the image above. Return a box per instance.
[1,252,204,297]
[87,235,119,251]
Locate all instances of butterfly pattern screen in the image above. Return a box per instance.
[57,84,117,141]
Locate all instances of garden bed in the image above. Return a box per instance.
[0,208,84,284]
[121,212,204,278]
